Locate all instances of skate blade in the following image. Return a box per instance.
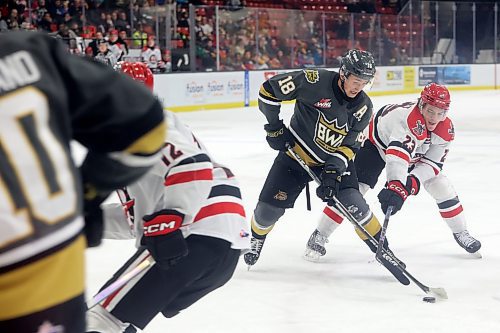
[303,249,322,262]
[469,251,482,259]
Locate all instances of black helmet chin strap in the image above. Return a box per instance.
[339,71,350,99]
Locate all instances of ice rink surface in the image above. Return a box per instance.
[86,90,500,333]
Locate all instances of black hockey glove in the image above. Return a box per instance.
[378,175,420,215]
[316,165,342,205]
[81,177,111,248]
[264,120,295,151]
[141,209,188,270]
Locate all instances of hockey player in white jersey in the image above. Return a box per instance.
[305,83,481,261]
[86,62,250,333]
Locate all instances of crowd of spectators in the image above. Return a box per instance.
[0,0,413,71]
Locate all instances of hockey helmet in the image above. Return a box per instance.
[119,62,154,91]
[340,49,376,81]
[420,83,450,110]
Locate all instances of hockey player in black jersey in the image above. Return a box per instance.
[244,49,409,284]
[0,32,166,333]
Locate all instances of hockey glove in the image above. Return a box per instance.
[378,175,420,215]
[82,181,110,248]
[316,165,342,205]
[264,120,295,151]
[141,209,188,270]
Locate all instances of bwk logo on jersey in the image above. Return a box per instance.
[314,98,332,108]
[412,120,425,137]
[303,69,319,84]
[314,113,348,153]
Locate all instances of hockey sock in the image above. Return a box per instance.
[250,215,274,239]
[317,205,344,238]
[437,197,467,233]
[354,214,381,242]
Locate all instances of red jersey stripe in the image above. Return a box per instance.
[164,168,213,186]
[194,202,246,222]
[386,148,410,163]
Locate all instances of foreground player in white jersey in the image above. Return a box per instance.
[86,62,250,333]
[305,83,481,261]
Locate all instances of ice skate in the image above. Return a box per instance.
[244,236,266,269]
[453,230,482,258]
[304,229,329,262]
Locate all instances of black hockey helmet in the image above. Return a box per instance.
[340,49,376,81]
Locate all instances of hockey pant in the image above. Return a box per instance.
[86,235,240,332]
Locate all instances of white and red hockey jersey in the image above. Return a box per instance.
[367,101,454,184]
[102,111,250,251]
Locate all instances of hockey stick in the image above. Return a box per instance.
[286,145,448,299]
[86,256,155,309]
[375,206,393,260]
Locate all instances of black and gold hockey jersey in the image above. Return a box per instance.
[258,69,373,172]
[0,31,166,273]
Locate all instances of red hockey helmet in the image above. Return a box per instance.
[420,83,451,111]
[119,62,154,91]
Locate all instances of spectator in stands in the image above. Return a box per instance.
[197,37,217,71]
[50,0,67,24]
[108,28,127,60]
[242,50,255,70]
[35,0,48,24]
[141,35,165,72]
[94,41,118,67]
[200,16,213,36]
[55,23,78,50]
[89,30,105,56]
[115,11,131,35]
[119,30,131,48]
[296,44,314,67]
[38,11,53,31]
[6,8,21,29]
[104,13,115,31]
[132,27,148,48]
[266,38,280,59]
[276,49,290,68]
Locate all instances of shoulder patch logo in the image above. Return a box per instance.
[314,98,332,108]
[448,123,455,140]
[303,70,319,84]
[412,120,426,137]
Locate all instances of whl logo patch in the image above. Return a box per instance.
[314,99,332,108]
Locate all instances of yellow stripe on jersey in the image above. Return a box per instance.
[0,235,85,320]
[124,121,166,155]
[259,85,279,101]
[335,146,356,161]
[355,215,382,240]
[250,215,275,237]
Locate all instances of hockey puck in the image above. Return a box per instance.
[422,296,436,303]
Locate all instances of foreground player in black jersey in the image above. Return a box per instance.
[244,49,409,284]
[0,31,166,333]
